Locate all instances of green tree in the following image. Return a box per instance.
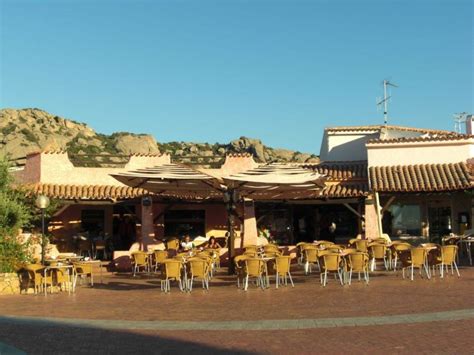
[0,158,31,272]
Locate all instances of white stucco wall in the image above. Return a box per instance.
[367,139,474,166]
[320,132,379,161]
[21,152,171,186]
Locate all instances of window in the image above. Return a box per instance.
[164,210,205,238]
[388,204,421,236]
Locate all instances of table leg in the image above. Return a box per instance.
[468,242,473,266]
[44,269,47,296]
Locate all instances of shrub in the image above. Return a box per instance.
[0,158,31,273]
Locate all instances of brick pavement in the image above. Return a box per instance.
[0,265,473,354]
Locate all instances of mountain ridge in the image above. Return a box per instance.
[0,108,319,167]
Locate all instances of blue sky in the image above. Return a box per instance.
[1,0,472,154]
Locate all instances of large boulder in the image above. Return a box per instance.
[230,137,266,162]
[114,134,160,155]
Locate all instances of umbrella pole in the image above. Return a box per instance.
[225,189,237,275]
[227,206,235,275]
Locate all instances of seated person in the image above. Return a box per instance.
[180,235,194,251]
[207,236,220,249]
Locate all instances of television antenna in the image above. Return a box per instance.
[377,79,398,125]
[453,112,469,133]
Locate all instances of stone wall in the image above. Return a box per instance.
[0,273,21,295]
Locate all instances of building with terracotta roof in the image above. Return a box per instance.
[12,122,474,257]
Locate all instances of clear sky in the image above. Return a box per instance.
[1,0,472,154]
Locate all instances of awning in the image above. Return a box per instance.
[223,164,326,200]
[111,163,327,201]
[110,163,223,198]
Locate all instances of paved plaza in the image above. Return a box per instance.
[1,265,474,354]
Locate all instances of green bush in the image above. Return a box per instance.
[0,158,31,273]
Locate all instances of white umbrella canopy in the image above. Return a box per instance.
[223,164,327,200]
[110,163,224,197]
[110,163,327,200]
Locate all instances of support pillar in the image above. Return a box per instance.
[242,199,258,246]
[140,197,155,250]
[364,193,381,240]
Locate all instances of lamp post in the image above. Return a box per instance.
[224,189,239,274]
[35,195,50,265]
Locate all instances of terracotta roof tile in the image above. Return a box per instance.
[319,183,368,198]
[326,125,452,135]
[25,183,148,200]
[300,161,369,198]
[369,162,474,192]
[302,161,368,181]
[367,133,472,145]
[226,153,254,158]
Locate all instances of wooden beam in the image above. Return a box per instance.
[381,196,396,214]
[343,203,364,219]
[153,203,175,223]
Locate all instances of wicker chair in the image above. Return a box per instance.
[153,250,168,272]
[244,245,259,253]
[73,262,94,287]
[166,238,180,252]
[346,252,369,285]
[264,244,279,254]
[400,247,430,281]
[352,239,369,253]
[24,264,48,294]
[161,259,184,292]
[296,242,314,264]
[390,242,412,270]
[438,245,460,278]
[131,251,149,276]
[316,241,335,249]
[368,243,388,271]
[56,268,73,294]
[319,252,343,287]
[302,246,319,274]
[187,257,210,291]
[274,256,294,288]
[234,255,248,289]
[243,258,265,291]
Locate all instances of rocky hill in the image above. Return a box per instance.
[0,108,319,167]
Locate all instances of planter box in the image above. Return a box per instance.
[0,273,21,295]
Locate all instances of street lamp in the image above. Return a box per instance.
[35,195,50,265]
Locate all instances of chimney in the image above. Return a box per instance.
[466,115,474,135]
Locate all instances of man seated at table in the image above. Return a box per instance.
[181,235,194,251]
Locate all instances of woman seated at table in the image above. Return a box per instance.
[207,236,220,249]
[180,235,194,252]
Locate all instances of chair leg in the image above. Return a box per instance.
[424,263,431,280]
[411,265,414,281]
[454,262,460,277]
[275,273,279,289]
[338,270,344,286]
[288,272,294,287]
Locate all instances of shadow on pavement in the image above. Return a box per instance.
[0,320,255,355]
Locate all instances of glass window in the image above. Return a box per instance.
[387,204,421,236]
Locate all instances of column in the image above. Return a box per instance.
[242,199,258,246]
[364,193,381,240]
[140,197,155,250]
